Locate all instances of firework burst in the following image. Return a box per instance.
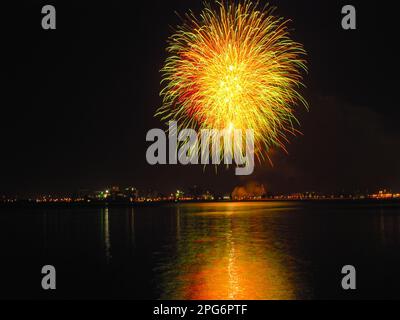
[156,0,308,163]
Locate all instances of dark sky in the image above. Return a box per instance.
[2,0,399,196]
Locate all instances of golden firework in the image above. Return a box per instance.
[156,0,308,163]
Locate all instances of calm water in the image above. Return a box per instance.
[1,201,400,299]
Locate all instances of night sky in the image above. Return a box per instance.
[3,0,399,197]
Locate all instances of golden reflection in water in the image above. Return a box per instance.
[159,202,297,300]
[101,207,111,263]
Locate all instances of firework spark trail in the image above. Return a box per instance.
[156,0,308,164]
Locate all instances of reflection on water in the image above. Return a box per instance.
[101,208,112,263]
[379,207,400,246]
[1,201,400,299]
[157,203,299,299]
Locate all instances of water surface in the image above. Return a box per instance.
[1,201,399,299]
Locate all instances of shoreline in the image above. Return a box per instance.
[1,198,400,209]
